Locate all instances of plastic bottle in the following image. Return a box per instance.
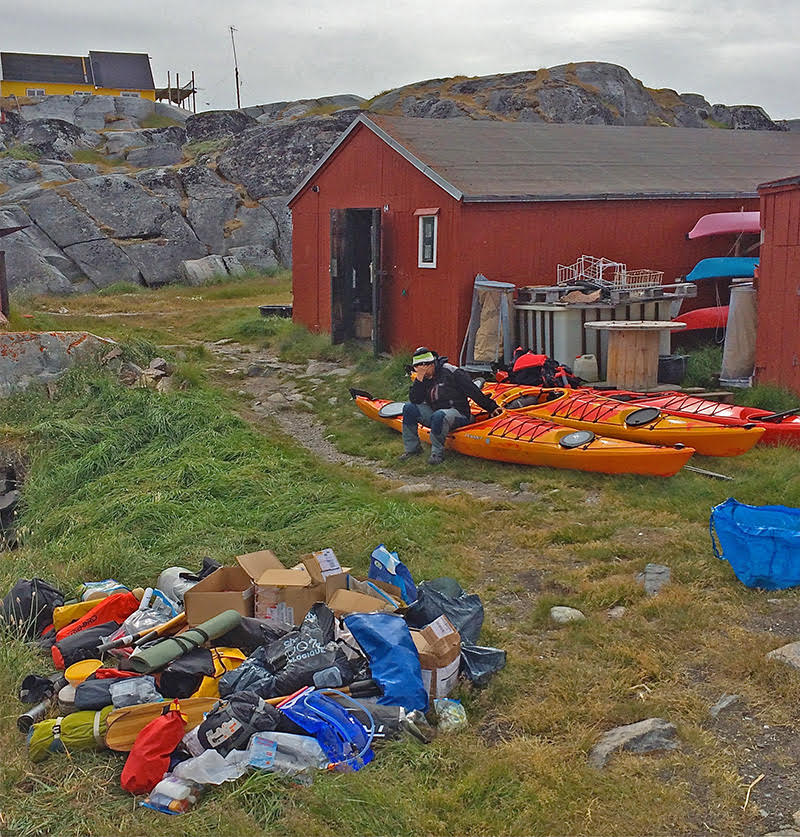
[246,731,328,776]
[573,354,599,382]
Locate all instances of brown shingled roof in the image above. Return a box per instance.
[365,115,800,201]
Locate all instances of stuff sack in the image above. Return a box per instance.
[52,621,121,670]
[121,705,187,795]
[195,691,302,756]
[711,497,800,589]
[27,706,113,763]
[159,647,246,700]
[55,592,140,641]
[2,578,65,639]
[344,612,427,712]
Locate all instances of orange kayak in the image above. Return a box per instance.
[483,383,764,457]
[350,391,695,477]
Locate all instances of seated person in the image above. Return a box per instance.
[401,347,501,465]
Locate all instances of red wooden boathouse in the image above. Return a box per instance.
[756,174,800,394]
[289,116,800,361]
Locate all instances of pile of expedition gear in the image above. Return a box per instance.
[494,348,583,388]
[2,545,505,814]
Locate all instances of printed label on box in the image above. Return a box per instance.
[313,548,342,579]
[426,615,454,641]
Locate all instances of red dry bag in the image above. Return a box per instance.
[120,703,187,795]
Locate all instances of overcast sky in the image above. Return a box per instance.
[4,0,798,119]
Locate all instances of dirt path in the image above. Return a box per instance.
[207,341,535,504]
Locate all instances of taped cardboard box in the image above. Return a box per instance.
[411,615,461,700]
[183,566,255,626]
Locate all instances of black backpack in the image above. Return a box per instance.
[196,691,303,756]
[1,578,65,639]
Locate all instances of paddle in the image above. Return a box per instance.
[758,407,800,423]
[683,465,734,481]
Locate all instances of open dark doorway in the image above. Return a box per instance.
[330,208,383,354]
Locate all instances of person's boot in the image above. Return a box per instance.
[398,446,422,462]
[428,452,444,466]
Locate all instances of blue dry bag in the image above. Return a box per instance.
[710,497,800,589]
[344,612,428,712]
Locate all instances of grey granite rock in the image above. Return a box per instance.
[589,718,678,768]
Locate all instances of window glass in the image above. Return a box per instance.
[418,215,437,268]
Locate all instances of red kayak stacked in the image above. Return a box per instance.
[591,390,800,447]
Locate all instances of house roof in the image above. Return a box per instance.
[89,51,154,90]
[0,51,154,90]
[1,52,89,85]
[290,114,800,204]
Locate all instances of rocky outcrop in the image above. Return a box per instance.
[0,64,791,296]
[0,331,116,396]
[367,63,788,130]
[216,111,358,199]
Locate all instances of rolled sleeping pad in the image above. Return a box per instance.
[125,609,243,675]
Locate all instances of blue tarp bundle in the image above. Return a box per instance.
[711,497,800,589]
[686,257,758,282]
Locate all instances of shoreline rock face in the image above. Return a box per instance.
[0,62,791,295]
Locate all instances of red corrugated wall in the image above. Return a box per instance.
[292,123,759,361]
[458,198,758,317]
[756,181,800,394]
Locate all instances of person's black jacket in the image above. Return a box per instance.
[409,357,498,417]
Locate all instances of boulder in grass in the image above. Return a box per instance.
[588,718,678,768]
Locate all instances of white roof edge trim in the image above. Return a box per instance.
[287,114,464,205]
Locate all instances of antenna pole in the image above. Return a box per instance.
[229,25,241,109]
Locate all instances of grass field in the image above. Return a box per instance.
[2,276,800,836]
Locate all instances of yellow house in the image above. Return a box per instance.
[0,51,156,100]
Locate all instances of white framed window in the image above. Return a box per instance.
[120,91,140,98]
[26,88,46,97]
[415,208,439,268]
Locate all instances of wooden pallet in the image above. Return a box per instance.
[516,285,671,305]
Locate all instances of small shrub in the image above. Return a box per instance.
[138,114,182,129]
[682,343,723,388]
[735,383,800,413]
[95,281,145,296]
[0,144,40,161]
[182,138,230,160]
[118,337,160,367]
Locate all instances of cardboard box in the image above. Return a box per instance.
[354,312,372,340]
[411,615,461,700]
[327,587,398,618]
[301,548,343,584]
[183,566,255,626]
